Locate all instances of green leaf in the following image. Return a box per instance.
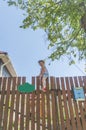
[5,0,86,64]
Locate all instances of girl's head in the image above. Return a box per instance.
[38,60,45,67]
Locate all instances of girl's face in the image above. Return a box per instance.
[39,62,44,67]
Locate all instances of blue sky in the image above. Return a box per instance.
[0,1,86,82]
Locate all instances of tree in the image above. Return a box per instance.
[5,0,86,64]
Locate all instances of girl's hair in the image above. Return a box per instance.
[38,60,45,64]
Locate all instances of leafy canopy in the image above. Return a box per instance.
[5,0,86,64]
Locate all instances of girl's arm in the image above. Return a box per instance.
[39,67,46,78]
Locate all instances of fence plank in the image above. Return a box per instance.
[79,101,86,130]
[46,79,51,130]
[50,77,56,90]
[3,78,12,130]
[41,91,45,130]
[83,76,86,91]
[71,77,83,130]
[14,77,21,130]
[78,76,83,87]
[20,77,26,130]
[61,77,71,130]
[36,77,40,130]
[0,78,6,128]
[26,93,30,130]
[69,77,74,88]
[8,77,16,130]
[51,91,58,130]
[31,92,35,130]
[50,77,58,130]
[74,77,78,87]
[65,77,77,130]
[56,78,65,130]
[78,76,86,130]
[31,77,36,129]
[78,75,86,117]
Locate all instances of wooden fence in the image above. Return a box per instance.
[0,76,86,130]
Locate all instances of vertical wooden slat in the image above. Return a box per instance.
[70,77,83,130]
[36,77,40,90]
[46,77,49,91]
[79,101,86,130]
[41,92,45,130]
[51,91,58,130]
[14,77,21,130]
[81,76,86,114]
[54,79,60,130]
[74,101,83,130]
[32,77,35,86]
[8,77,16,130]
[78,76,83,87]
[56,78,65,130]
[50,77,55,90]
[78,76,86,130]
[61,77,71,130]
[69,77,74,89]
[65,77,77,130]
[26,93,30,130]
[50,77,58,130]
[83,76,86,86]
[46,78,51,130]
[0,78,6,128]
[83,76,86,93]
[31,92,35,130]
[74,77,78,87]
[3,78,11,130]
[20,77,26,130]
[36,91,40,130]
[78,76,86,111]
[31,76,36,130]
[82,76,86,95]
[36,77,40,130]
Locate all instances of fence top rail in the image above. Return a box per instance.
[0,76,86,91]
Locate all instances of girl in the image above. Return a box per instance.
[38,60,49,91]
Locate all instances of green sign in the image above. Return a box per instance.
[18,83,35,93]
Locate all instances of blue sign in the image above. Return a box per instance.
[72,87,85,101]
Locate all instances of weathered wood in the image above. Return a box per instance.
[20,77,26,130]
[50,77,58,130]
[65,77,77,130]
[0,78,7,130]
[26,93,30,130]
[36,76,40,130]
[8,77,16,130]
[61,77,71,130]
[3,78,12,130]
[31,92,35,130]
[31,76,36,129]
[0,76,86,130]
[72,77,83,130]
[46,78,51,130]
[79,101,86,130]
[41,91,45,130]
[56,78,65,130]
[14,77,21,130]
